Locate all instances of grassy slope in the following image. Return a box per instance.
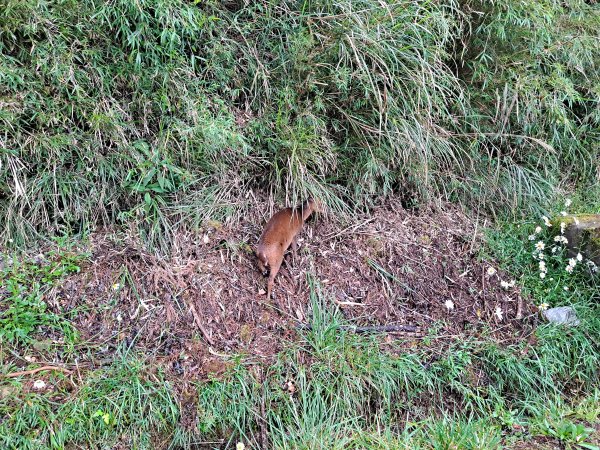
[0,289,597,449]
[1,206,599,448]
[1,0,599,448]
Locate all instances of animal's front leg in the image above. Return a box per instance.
[266,256,283,301]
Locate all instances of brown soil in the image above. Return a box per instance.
[35,199,536,381]
[508,438,561,450]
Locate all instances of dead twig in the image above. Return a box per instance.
[189,303,216,346]
[4,366,72,378]
[208,347,231,358]
[334,299,368,307]
[322,217,376,242]
[515,295,523,320]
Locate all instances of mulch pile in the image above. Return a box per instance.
[40,200,535,380]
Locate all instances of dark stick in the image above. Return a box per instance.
[295,324,418,333]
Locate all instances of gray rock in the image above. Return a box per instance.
[554,214,600,265]
[542,306,580,326]
[32,253,46,265]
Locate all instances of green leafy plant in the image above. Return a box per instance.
[0,253,83,345]
[540,419,598,450]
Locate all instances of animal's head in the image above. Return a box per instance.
[255,251,270,277]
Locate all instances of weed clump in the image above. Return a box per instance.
[1,1,599,248]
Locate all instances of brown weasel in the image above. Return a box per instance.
[256,197,320,299]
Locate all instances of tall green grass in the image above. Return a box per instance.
[1,0,599,248]
[457,0,600,215]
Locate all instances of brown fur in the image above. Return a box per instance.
[256,198,320,299]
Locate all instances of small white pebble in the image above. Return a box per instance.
[495,306,503,321]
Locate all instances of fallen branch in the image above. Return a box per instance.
[333,299,367,307]
[189,303,216,346]
[208,347,231,358]
[296,324,418,334]
[515,295,524,320]
[4,366,72,378]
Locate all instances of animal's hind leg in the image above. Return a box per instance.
[291,237,298,266]
[283,238,298,273]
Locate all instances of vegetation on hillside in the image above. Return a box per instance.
[1,0,598,248]
[0,1,599,448]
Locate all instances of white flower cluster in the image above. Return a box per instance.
[500,279,516,289]
[565,253,583,273]
[554,235,568,245]
[533,198,599,277]
[542,216,552,227]
[481,265,515,321]
[533,233,548,278]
